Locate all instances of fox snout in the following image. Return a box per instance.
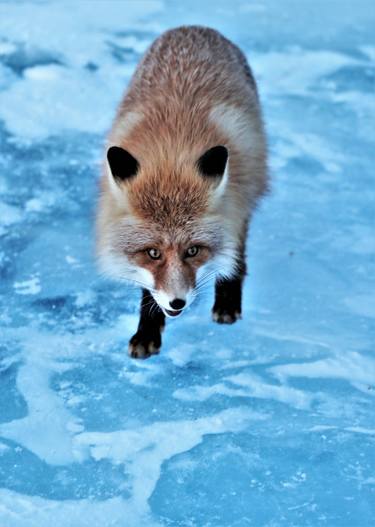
[164,297,187,317]
[152,288,193,318]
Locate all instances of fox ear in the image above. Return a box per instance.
[197,145,228,179]
[107,146,139,184]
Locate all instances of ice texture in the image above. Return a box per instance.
[0,1,374,525]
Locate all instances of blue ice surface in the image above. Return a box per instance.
[0,1,374,525]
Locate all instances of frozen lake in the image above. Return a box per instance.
[0,1,374,525]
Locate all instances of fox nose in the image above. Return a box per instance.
[169,298,186,310]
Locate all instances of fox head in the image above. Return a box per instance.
[97,144,238,317]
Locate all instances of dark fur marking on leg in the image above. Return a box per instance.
[212,250,246,324]
[212,276,243,324]
[129,289,165,359]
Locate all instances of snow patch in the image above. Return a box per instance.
[252,48,361,96]
[0,1,163,140]
[74,407,265,521]
[271,353,375,392]
[0,201,22,234]
[174,374,315,411]
[14,277,41,295]
[227,373,314,410]
[0,329,84,465]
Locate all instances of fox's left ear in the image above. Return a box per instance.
[197,145,228,180]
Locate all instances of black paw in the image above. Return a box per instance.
[212,304,242,324]
[128,330,161,359]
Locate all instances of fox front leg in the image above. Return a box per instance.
[212,249,246,324]
[129,289,165,359]
[212,276,243,324]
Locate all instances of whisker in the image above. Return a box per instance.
[151,302,161,317]
[142,299,156,310]
[196,270,220,289]
[198,267,222,282]
[194,267,228,296]
[122,277,158,294]
[196,277,216,290]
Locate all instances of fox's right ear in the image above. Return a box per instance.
[107,146,139,185]
[197,146,229,206]
[197,145,228,180]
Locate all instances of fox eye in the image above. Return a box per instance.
[185,245,199,258]
[147,248,161,260]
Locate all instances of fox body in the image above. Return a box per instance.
[96,26,268,358]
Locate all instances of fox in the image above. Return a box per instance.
[96,26,268,359]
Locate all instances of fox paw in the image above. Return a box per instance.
[212,306,242,324]
[128,331,161,359]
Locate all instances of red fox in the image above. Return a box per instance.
[96,26,268,358]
